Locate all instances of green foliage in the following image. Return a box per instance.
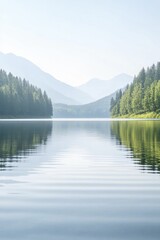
[119,112,160,118]
[0,70,53,117]
[110,90,122,116]
[131,83,143,113]
[155,62,160,81]
[111,62,160,117]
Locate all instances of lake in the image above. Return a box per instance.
[0,120,160,240]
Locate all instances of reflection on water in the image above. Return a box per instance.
[111,121,160,173]
[0,120,160,240]
[52,121,110,137]
[0,121,52,170]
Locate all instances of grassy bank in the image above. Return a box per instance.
[113,112,160,119]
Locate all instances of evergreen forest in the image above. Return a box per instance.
[0,70,53,117]
[110,62,160,117]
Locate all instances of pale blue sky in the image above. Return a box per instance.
[0,0,160,86]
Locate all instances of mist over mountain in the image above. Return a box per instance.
[0,52,134,117]
[53,91,117,118]
[0,52,93,105]
[78,74,133,100]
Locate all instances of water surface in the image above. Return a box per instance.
[0,120,160,240]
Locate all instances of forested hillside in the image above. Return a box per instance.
[0,70,53,117]
[53,92,116,118]
[0,52,93,105]
[110,62,160,117]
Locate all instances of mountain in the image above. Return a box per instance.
[0,52,93,105]
[78,73,133,100]
[53,91,116,118]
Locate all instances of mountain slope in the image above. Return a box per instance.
[78,73,133,100]
[53,92,117,118]
[0,52,93,105]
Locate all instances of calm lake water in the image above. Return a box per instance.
[0,120,160,240]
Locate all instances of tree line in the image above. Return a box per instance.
[0,70,53,117]
[110,62,160,116]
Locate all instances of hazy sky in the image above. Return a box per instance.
[0,0,160,86]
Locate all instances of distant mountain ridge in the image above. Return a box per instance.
[0,52,134,117]
[53,91,116,118]
[0,52,93,105]
[78,73,133,100]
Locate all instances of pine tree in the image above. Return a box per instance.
[110,62,160,117]
[0,70,53,117]
[155,62,160,81]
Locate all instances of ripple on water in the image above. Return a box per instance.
[0,120,160,240]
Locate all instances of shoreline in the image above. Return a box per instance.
[112,112,160,119]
